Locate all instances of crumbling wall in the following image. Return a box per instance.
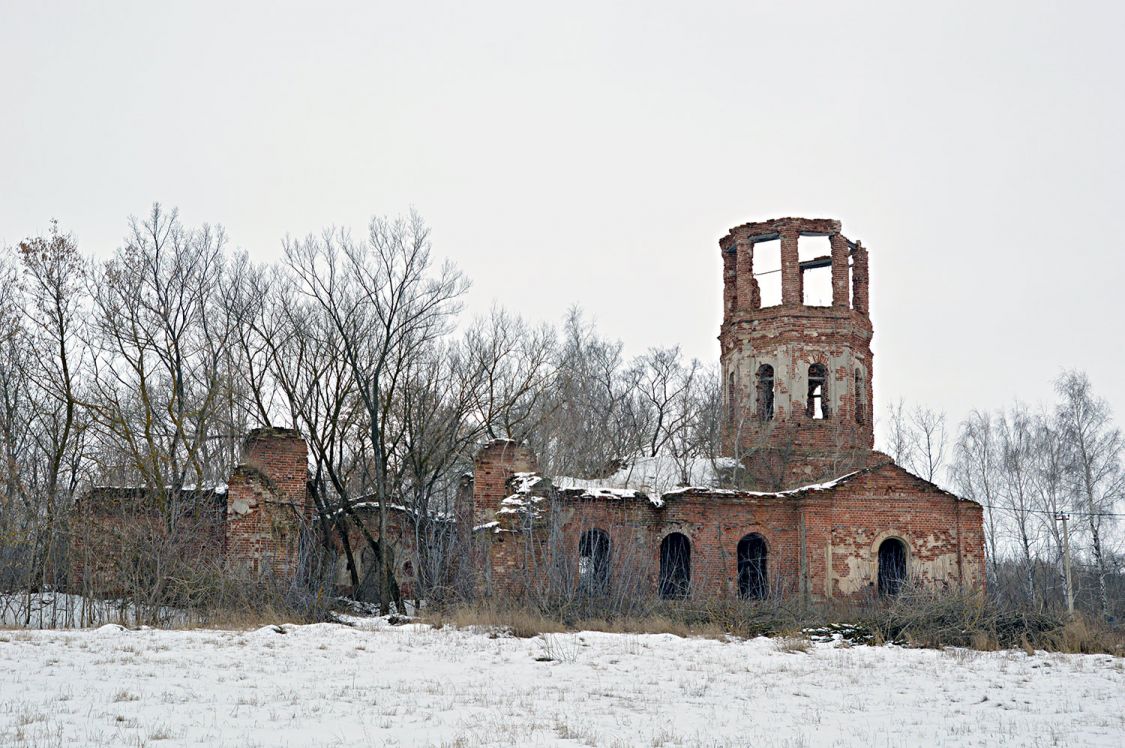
[474,461,984,603]
[719,217,875,490]
[225,427,311,580]
[331,508,425,602]
[467,439,538,527]
[818,465,986,597]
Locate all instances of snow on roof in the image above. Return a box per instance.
[90,482,228,494]
[554,454,740,508]
[549,457,924,507]
[661,467,867,499]
[327,500,454,522]
[510,473,542,494]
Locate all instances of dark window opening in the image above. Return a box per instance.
[855,368,865,425]
[756,365,774,421]
[659,533,691,599]
[807,363,828,419]
[579,528,611,594]
[737,533,768,599]
[878,538,907,596]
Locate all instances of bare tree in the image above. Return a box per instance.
[908,405,948,485]
[1029,412,1071,602]
[995,405,1039,605]
[535,308,636,478]
[285,213,468,613]
[953,410,1001,586]
[632,346,700,460]
[84,205,236,519]
[397,340,481,603]
[884,399,914,468]
[463,306,555,444]
[15,223,88,591]
[1054,370,1123,619]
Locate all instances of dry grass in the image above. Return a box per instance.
[427,593,1125,655]
[430,603,740,640]
[1047,617,1125,656]
[773,636,811,653]
[865,588,1125,655]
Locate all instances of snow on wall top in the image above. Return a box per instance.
[498,454,974,513]
[326,500,454,522]
[553,454,740,508]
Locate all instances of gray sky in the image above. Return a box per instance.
[3,1,1124,438]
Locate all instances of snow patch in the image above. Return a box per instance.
[0,624,1121,746]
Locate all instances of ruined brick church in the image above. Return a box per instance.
[458,217,985,602]
[77,217,984,604]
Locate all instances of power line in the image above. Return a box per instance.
[972,503,1120,517]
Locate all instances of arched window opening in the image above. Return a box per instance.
[854,368,865,425]
[579,528,611,594]
[737,533,768,599]
[756,365,775,421]
[659,533,691,599]
[878,538,907,596]
[807,364,828,419]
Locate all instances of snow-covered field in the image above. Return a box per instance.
[1,619,1122,748]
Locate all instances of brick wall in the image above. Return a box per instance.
[467,440,538,528]
[330,508,428,602]
[224,427,311,580]
[473,460,985,603]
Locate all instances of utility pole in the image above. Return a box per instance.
[1055,512,1074,616]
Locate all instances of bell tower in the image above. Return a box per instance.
[719,217,875,490]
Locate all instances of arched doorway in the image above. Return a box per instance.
[659,533,691,599]
[579,528,610,594]
[878,538,907,596]
[737,533,768,599]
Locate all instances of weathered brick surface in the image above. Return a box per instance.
[476,462,985,601]
[224,427,312,579]
[466,440,538,528]
[331,508,426,601]
[68,487,226,594]
[719,217,875,490]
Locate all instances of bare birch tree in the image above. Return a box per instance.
[1054,370,1123,619]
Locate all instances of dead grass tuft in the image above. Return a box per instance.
[426,592,1125,655]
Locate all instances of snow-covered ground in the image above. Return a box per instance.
[1,620,1122,747]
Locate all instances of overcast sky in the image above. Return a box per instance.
[3,1,1123,440]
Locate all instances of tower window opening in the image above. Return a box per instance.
[798,235,833,307]
[855,368,865,425]
[756,365,774,421]
[752,239,782,308]
[807,364,828,419]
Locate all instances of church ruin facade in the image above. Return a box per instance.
[457,217,985,602]
[73,216,985,605]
